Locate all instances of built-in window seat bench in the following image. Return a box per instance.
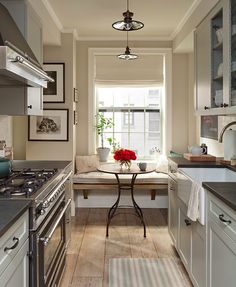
[73,170,168,200]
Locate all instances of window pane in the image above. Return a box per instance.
[113,88,128,107]
[146,88,161,108]
[145,111,160,133]
[114,111,128,132]
[130,133,145,157]
[129,88,145,107]
[130,111,144,132]
[97,89,113,107]
[99,132,113,148]
[146,133,161,155]
[113,133,129,149]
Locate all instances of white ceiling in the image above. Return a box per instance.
[46,0,201,41]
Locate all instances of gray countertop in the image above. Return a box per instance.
[203,182,236,211]
[168,157,227,168]
[0,200,31,237]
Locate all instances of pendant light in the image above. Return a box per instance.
[112,0,144,31]
[118,32,138,60]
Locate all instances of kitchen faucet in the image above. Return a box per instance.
[219,121,236,142]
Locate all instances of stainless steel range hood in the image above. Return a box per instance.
[0,3,53,88]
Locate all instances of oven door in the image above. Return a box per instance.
[38,198,71,287]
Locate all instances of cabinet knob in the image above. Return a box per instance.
[184,219,191,226]
[28,105,32,109]
[204,106,210,110]
[219,214,231,224]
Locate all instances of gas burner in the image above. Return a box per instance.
[0,168,58,198]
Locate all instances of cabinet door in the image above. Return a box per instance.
[207,218,236,287]
[195,15,211,111]
[0,239,29,287]
[191,223,206,287]
[178,202,191,271]
[168,177,178,246]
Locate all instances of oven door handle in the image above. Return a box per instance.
[40,198,71,246]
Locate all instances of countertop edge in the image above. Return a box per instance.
[0,200,31,238]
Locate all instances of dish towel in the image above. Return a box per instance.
[187,181,203,222]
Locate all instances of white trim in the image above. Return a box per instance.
[61,28,79,40]
[41,0,63,31]
[171,0,202,39]
[77,35,172,42]
[88,47,172,156]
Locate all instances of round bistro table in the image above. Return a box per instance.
[97,163,156,237]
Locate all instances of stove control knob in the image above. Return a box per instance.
[42,201,49,208]
[50,197,54,202]
[39,209,46,215]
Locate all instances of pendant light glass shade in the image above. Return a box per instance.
[112,0,144,31]
[118,46,138,60]
[117,32,138,60]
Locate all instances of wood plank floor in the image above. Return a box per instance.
[60,208,193,287]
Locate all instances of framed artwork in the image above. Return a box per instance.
[43,63,65,103]
[201,115,218,140]
[28,109,69,141]
[74,88,79,103]
[74,110,78,125]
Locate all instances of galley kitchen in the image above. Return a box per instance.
[1,1,236,287]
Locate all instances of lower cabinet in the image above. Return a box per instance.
[0,211,29,287]
[207,193,236,287]
[0,239,29,287]
[169,196,206,287]
[178,200,191,270]
[168,177,178,245]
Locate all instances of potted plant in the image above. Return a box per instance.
[95,113,114,162]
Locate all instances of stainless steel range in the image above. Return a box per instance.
[0,162,72,287]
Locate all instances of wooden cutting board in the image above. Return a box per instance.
[184,153,216,162]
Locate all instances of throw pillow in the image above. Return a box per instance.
[76,155,99,174]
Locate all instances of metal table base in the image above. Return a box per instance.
[106,173,146,237]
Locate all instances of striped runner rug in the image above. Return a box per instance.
[109,258,186,287]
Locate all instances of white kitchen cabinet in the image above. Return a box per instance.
[195,0,236,115]
[0,211,29,287]
[168,176,178,246]
[207,193,236,287]
[177,199,191,272]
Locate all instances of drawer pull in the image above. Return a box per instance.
[185,219,191,226]
[4,237,19,252]
[219,214,231,224]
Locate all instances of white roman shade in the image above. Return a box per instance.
[95,55,164,83]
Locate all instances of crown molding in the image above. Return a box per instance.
[77,35,172,42]
[41,0,63,30]
[170,0,202,39]
[61,28,79,40]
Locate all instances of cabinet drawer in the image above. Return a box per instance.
[208,194,236,242]
[0,211,28,276]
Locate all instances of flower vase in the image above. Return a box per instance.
[120,160,131,170]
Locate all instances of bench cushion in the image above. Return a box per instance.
[73,171,168,184]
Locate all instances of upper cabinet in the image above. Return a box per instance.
[195,0,236,115]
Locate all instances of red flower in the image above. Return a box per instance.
[113,149,137,161]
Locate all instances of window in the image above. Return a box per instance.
[96,86,162,158]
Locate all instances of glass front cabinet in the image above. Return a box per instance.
[195,0,236,115]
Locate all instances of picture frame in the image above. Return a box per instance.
[28,109,69,141]
[74,110,78,125]
[74,88,79,103]
[43,63,65,103]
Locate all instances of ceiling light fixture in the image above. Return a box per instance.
[112,0,144,31]
[118,32,138,60]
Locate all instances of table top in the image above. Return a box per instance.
[97,163,156,175]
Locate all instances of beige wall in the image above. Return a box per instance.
[0,116,13,146]
[12,33,76,161]
[26,33,76,161]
